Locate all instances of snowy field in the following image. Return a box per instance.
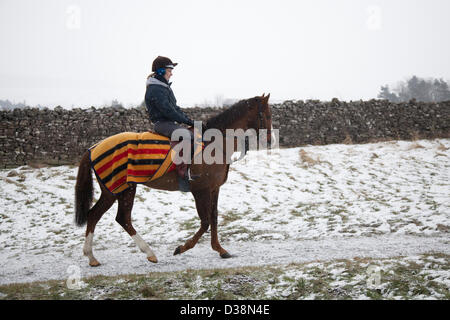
[0,138,449,290]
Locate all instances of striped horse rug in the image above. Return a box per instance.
[89,131,177,194]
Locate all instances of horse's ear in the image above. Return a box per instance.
[262,93,265,98]
[263,93,270,103]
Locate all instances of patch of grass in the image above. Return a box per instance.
[436,224,450,232]
[220,226,253,240]
[1,253,449,300]
[436,142,448,151]
[135,193,146,202]
[200,280,236,300]
[140,286,159,299]
[298,149,320,167]
[407,142,425,150]
[365,289,383,299]
[292,202,320,217]
[179,217,198,231]
[290,209,303,217]
[221,210,242,225]
[342,133,353,145]
[237,171,258,183]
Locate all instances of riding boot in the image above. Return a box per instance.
[176,163,190,192]
[187,142,201,181]
[176,143,202,192]
[176,162,201,192]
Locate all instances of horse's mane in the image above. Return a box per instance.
[206,98,254,130]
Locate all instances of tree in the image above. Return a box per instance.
[110,99,123,108]
[0,99,27,110]
[378,76,450,102]
[377,85,399,102]
[432,78,450,102]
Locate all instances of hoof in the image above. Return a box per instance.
[173,246,182,256]
[147,256,158,263]
[89,260,101,267]
[220,252,232,259]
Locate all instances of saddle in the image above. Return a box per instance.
[88,130,202,195]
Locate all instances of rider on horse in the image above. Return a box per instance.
[144,56,200,191]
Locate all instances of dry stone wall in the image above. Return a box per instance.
[0,98,449,168]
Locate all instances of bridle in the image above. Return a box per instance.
[257,98,266,130]
[257,98,271,149]
[208,98,272,162]
[242,98,271,154]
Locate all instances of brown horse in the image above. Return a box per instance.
[74,94,272,266]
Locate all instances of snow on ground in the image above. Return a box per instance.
[259,253,450,300]
[0,138,449,285]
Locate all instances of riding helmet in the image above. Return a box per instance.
[152,56,178,72]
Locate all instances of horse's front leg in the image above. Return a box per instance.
[210,187,231,258]
[174,188,211,255]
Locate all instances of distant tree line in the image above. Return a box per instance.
[3,76,449,110]
[0,99,127,110]
[378,76,450,102]
[0,99,29,110]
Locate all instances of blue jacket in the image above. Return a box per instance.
[144,76,194,126]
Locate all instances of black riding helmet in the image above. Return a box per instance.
[152,56,178,72]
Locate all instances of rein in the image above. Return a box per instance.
[257,99,265,130]
[199,98,269,163]
[256,98,271,149]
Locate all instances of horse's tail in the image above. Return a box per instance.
[75,151,93,227]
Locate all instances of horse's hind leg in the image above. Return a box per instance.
[115,185,158,263]
[174,188,210,256]
[83,187,116,267]
[209,187,231,258]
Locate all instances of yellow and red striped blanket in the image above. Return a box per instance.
[89,131,177,194]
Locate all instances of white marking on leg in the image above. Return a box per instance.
[131,234,156,258]
[83,232,99,265]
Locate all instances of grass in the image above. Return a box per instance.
[298,149,321,167]
[135,193,146,203]
[221,210,241,225]
[407,142,425,150]
[179,217,198,232]
[1,253,448,300]
[437,142,449,151]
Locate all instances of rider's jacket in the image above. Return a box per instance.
[144,75,194,126]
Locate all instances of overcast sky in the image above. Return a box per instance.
[1,0,449,108]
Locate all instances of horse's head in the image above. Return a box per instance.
[205,94,274,149]
[247,93,272,146]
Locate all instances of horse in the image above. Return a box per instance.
[74,94,273,266]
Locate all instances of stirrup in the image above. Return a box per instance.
[187,168,201,181]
